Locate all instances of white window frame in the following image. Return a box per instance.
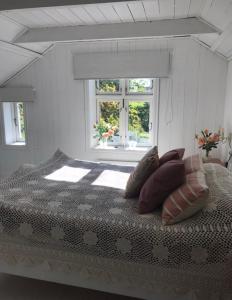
[95,79,158,148]
[84,79,159,162]
[1,102,27,147]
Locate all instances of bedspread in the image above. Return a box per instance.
[0,150,231,294]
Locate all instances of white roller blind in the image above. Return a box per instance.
[73,50,170,79]
[0,87,35,102]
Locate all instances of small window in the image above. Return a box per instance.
[2,102,26,146]
[126,79,153,95]
[96,79,121,95]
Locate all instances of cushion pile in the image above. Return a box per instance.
[125,147,210,225]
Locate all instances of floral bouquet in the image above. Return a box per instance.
[93,118,117,144]
[195,128,225,158]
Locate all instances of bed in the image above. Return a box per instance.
[0,150,231,300]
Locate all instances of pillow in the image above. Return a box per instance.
[162,171,209,225]
[139,160,185,214]
[184,154,205,174]
[159,148,185,166]
[125,146,159,198]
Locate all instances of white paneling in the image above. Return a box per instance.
[84,5,108,24]
[97,4,121,23]
[42,7,75,26]
[69,6,96,24]
[0,14,25,42]
[112,3,134,22]
[217,32,232,56]
[224,60,232,134]
[196,33,219,47]
[0,43,38,85]
[55,7,83,25]
[143,1,160,20]
[2,10,47,27]
[127,2,147,21]
[17,42,53,54]
[159,0,175,19]
[174,0,191,18]
[201,0,232,31]
[188,0,206,16]
[0,37,227,177]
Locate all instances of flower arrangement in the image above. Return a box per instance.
[195,128,225,157]
[93,118,117,144]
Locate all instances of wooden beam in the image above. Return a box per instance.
[15,18,218,44]
[0,0,138,11]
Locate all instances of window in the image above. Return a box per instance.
[2,102,26,146]
[93,78,158,150]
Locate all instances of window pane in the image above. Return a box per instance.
[16,102,26,142]
[96,101,120,144]
[2,102,26,145]
[128,101,150,146]
[127,79,153,94]
[96,80,121,94]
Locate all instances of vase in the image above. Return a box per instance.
[202,150,211,163]
[99,138,108,148]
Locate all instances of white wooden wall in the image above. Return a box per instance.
[0,37,227,177]
[224,61,232,133]
[223,60,232,163]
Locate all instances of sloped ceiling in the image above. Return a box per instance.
[0,14,52,86]
[1,0,232,86]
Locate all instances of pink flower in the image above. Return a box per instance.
[108,129,114,136]
[102,132,109,138]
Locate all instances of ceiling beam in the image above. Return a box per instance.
[15,18,218,44]
[0,0,137,11]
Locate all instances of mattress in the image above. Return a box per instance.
[0,150,231,296]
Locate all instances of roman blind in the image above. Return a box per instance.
[73,50,170,79]
[0,87,35,102]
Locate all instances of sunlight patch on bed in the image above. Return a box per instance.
[92,170,130,190]
[44,166,91,183]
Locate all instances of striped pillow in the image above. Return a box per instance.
[184,154,205,174]
[162,171,209,225]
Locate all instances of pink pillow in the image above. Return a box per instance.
[162,171,209,225]
[139,160,185,214]
[184,154,204,174]
[159,148,185,166]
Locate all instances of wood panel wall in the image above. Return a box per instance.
[0,37,227,177]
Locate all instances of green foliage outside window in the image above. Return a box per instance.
[128,79,153,94]
[17,103,25,140]
[128,102,150,140]
[96,80,120,94]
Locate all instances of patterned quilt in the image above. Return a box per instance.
[0,150,231,293]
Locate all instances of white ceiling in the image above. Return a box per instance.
[1,0,232,85]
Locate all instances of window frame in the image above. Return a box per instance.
[94,78,159,149]
[1,101,28,148]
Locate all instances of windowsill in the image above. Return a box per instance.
[2,142,27,150]
[8,142,26,146]
[93,144,151,152]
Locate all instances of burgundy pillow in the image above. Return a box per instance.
[139,160,185,214]
[159,148,185,166]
